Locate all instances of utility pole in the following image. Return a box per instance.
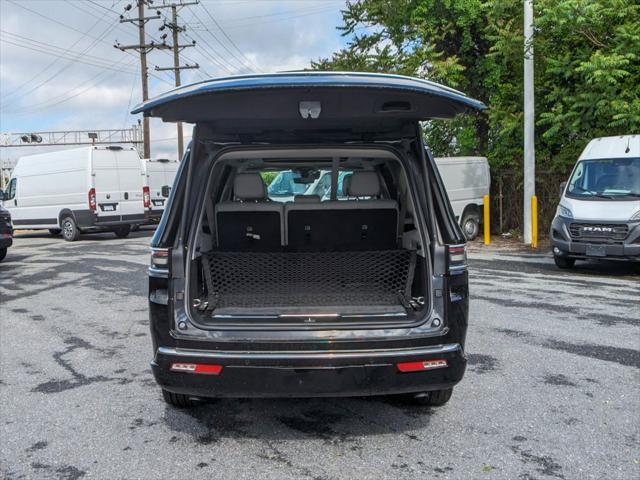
[115,1,170,159]
[523,0,535,245]
[156,1,199,160]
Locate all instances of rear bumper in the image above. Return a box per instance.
[551,216,640,261]
[143,209,163,224]
[95,213,146,226]
[151,343,466,398]
[72,209,146,229]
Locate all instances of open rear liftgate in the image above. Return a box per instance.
[199,249,418,317]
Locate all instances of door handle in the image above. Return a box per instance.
[124,192,129,200]
[14,199,17,206]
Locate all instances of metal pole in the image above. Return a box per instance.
[483,194,491,246]
[498,177,503,234]
[138,0,151,159]
[171,4,184,160]
[523,0,535,244]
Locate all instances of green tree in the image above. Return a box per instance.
[313,0,640,231]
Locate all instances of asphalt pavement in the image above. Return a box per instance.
[1,231,638,480]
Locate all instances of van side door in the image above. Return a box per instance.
[115,151,145,222]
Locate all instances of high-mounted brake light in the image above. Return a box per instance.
[88,188,96,211]
[397,359,448,372]
[447,244,467,273]
[170,363,223,375]
[143,186,150,208]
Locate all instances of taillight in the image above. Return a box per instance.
[88,188,96,211]
[170,363,223,375]
[447,244,467,273]
[143,186,150,208]
[397,359,448,372]
[150,247,170,269]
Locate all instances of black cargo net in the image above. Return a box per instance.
[201,250,417,309]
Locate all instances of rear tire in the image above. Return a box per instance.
[0,247,6,262]
[113,225,131,238]
[407,388,454,407]
[461,213,480,241]
[162,389,199,408]
[554,255,575,269]
[49,228,61,236]
[61,216,80,242]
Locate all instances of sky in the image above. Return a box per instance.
[0,0,349,164]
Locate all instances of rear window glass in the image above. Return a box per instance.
[263,170,307,199]
[261,169,362,202]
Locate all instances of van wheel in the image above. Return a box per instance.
[49,228,61,236]
[409,388,454,406]
[162,389,199,408]
[0,247,6,262]
[61,216,80,242]
[113,225,131,238]
[554,255,575,269]
[461,213,480,240]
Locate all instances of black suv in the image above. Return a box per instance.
[0,203,13,262]
[137,72,484,408]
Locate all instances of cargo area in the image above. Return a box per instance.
[187,148,430,325]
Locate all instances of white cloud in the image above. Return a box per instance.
[1,0,347,163]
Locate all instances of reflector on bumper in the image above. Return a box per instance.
[170,363,222,375]
[396,359,448,372]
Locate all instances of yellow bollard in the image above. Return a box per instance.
[483,194,490,245]
[531,195,538,248]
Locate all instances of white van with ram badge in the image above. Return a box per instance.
[2,146,146,241]
[551,135,640,268]
[434,156,490,240]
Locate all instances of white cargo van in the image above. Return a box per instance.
[140,158,179,223]
[2,146,146,241]
[434,156,490,240]
[551,135,640,268]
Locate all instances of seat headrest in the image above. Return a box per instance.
[346,171,380,197]
[233,173,266,201]
[294,195,321,203]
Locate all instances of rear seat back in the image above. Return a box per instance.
[215,173,283,251]
[286,171,398,251]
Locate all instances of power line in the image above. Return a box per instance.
[3,0,172,88]
[181,26,238,75]
[0,7,109,103]
[155,1,201,159]
[6,58,139,116]
[0,32,137,74]
[86,0,204,82]
[1,2,118,108]
[122,69,139,129]
[190,4,338,31]
[198,1,260,72]
[175,5,210,78]
[190,2,256,73]
[77,0,175,84]
[230,6,338,29]
[115,0,169,159]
